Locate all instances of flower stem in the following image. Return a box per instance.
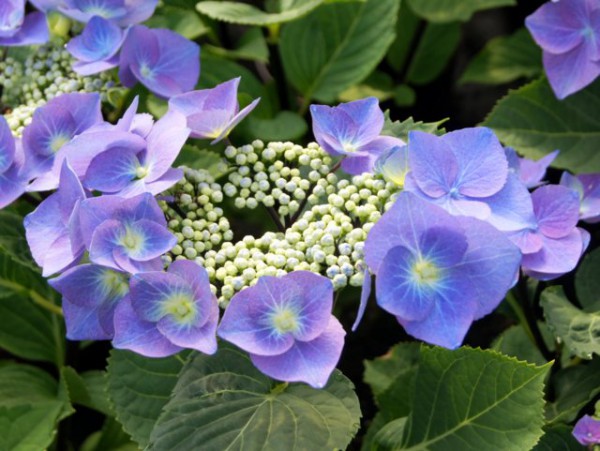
[30,290,63,316]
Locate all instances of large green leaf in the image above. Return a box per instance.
[381,112,447,142]
[280,0,400,103]
[545,359,600,424]
[386,3,420,73]
[541,286,600,359]
[0,363,72,451]
[575,247,600,311]
[532,425,581,451]
[147,345,361,450]
[196,0,324,25]
[106,350,187,447]
[364,342,420,400]
[61,367,113,416]
[0,251,64,365]
[374,346,549,450]
[406,22,461,85]
[460,28,542,85]
[145,5,209,39]
[204,28,269,63]
[491,324,547,365]
[484,78,600,173]
[243,111,308,141]
[407,0,516,22]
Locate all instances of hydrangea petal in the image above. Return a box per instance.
[66,16,124,63]
[526,0,587,54]
[0,11,49,46]
[0,116,15,173]
[156,309,218,355]
[144,112,189,181]
[351,268,371,332]
[212,97,261,144]
[84,147,139,193]
[250,317,345,389]
[544,46,600,99]
[521,229,585,280]
[573,414,600,446]
[62,297,114,340]
[532,184,580,238]
[130,272,192,322]
[518,150,559,188]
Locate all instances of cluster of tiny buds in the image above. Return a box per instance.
[164,142,400,306]
[0,42,116,136]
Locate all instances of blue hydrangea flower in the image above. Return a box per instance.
[505,147,559,188]
[364,192,521,349]
[57,0,157,27]
[23,92,104,190]
[526,0,600,99]
[50,264,130,340]
[24,161,87,276]
[374,145,409,187]
[66,15,125,75]
[218,271,345,388]
[560,172,600,223]
[168,78,260,144]
[518,185,589,280]
[78,193,177,274]
[404,128,535,233]
[112,260,218,357]
[310,97,404,175]
[573,415,600,446]
[119,25,200,98]
[0,0,48,47]
[0,116,28,209]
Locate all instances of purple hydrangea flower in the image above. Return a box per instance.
[112,260,218,357]
[24,161,87,276]
[0,116,28,209]
[526,0,600,99]
[66,15,125,75]
[560,171,600,222]
[119,25,200,99]
[57,0,157,27]
[573,414,600,446]
[310,97,404,175]
[505,147,559,188]
[404,128,535,233]
[374,145,409,187]
[23,92,104,190]
[168,78,260,144]
[49,264,129,340]
[364,192,521,349]
[0,0,48,47]
[218,271,345,388]
[518,184,589,280]
[78,193,176,274]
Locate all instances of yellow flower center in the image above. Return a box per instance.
[271,308,299,334]
[412,258,439,286]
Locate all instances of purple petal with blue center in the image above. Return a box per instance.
[119,26,200,98]
[112,297,183,357]
[532,184,580,238]
[251,317,345,389]
[60,0,126,23]
[561,172,600,222]
[573,414,600,446]
[340,135,404,175]
[84,146,140,193]
[24,161,86,276]
[0,11,48,46]
[49,263,129,339]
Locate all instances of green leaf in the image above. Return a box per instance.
[575,247,600,311]
[0,210,38,271]
[406,22,461,85]
[545,359,600,424]
[338,71,395,103]
[378,346,549,450]
[80,417,138,451]
[373,417,409,451]
[61,367,112,416]
[198,53,265,102]
[147,345,361,450]
[174,145,226,176]
[491,324,547,365]
[386,3,421,72]
[145,5,209,39]
[541,286,600,359]
[393,84,417,107]
[484,77,600,173]
[0,251,64,365]
[106,350,187,447]
[0,363,72,451]
[407,0,516,23]
[196,0,324,26]
[532,425,582,451]
[381,112,447,142]
[280,0,400,103]
[243,111,308,141]
[460,28,542,85]
[364,342,420,399]
[205,28,269,63]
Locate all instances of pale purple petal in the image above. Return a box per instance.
[532,184,580,238]
[484,173,537,232]
[526,0,587,54]
[212,97,261,144]
[518,150,559,188]
[351,268,371,332]
[522,229,586,280]
[0,116,15,173]
[544,47,600,99]
[62,297,114,340]
[84,147,139,193]
[0,12,48,46]
[573,414,600,446]
[66,16,124,63]
[144,111,189,181]
[375,145,409,186]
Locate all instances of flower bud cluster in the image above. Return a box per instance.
[0,42,116,136]
[165,142,400,305]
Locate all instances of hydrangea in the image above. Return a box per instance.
[526,0,600,99]
[560,172,600,222]
[113,260,219,357]
[505,147,559,188]
[119,25,200,98]
[0,116,28,209]
[573,414,600,446]
[310,97,404,175]
[218,271,345,388]
[0,0,49,47]
[50,264,130,340]
[364,192,521,349]
[46,0,158,26]
[374,145,409,187]
[168,78,260,143]
[78,193,177,274]
[66,16,125,75]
